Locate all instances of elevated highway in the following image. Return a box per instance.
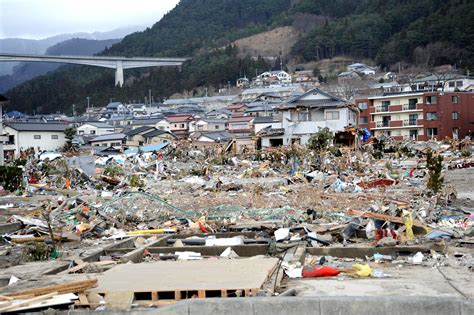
[0,53,188,87]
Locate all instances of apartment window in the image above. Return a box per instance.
[452,112,458,120]
[456,80,463,87]
[358,102,368,110]
[325,111,340,120]
[51,135,59,140]
[426,112,438,121]
[34,135,41,139]
[427,128,438,137]
[381,101,390,111]
[452,96,458,104]
[426,96,437,104]
[408,98,417,110]
[409,129,418,140]
[359,116,368,124]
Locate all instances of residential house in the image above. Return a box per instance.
[193,131,233,143]
[245,101,277,117]
[410,74,474,92]
[258,88,358,148]
[2,123,67,158]
[253,116,281,134]
[227,116,254,134]
[347,63,376,75]
[356,91,474,141]
[257,71,292,85]
[142,129,177,145]
[189,118,227,132]
[77,122,115,136]
[240,85,305,101]
[206,108,232,120]
[124,126,156,147]
[127,103,147,116]
[105,102,129,116]
[236,77,250,88]
[89,133,127,148]
[163,114,194,139]
[226,103,248,115]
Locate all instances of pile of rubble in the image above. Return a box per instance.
[0,138,473,312]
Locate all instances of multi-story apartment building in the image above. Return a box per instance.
[357,92,474,141]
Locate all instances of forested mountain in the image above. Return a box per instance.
[5,0,473,114]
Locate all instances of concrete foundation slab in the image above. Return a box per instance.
[93,257,279,293]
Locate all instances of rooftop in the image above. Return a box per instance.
[6,122,68,132]
[90,133,126,142]
[125,126,155,136]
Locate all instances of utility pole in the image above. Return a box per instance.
[72,104,76,117]
[148,90,152,107]
[86,97,90,120]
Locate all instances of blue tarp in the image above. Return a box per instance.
[5,111,26,118]
[124,142,170,154]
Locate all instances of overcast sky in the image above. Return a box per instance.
[0,0,180,39]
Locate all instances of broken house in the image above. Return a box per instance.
[258,88,358,148]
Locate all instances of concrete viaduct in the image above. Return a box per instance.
[0,53,188,87]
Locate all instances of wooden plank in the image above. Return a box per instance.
[0,292,58,312]
[58,262,89,275]
[198,291,205,299]
[78,293,89,305]
[221,290,227,298]
[346,209,427,228]
[0,295,14,301]
[5,279,97,297]
[244,289,250,297]
[151,292,158,301]
[174,291,181,301]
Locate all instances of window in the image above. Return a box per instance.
[381,101,390,111]
[214,125,219,130]
[51,135,59,139]
[325,111,340,120]
[452,96,458,104]
[456,80,463,87]
[7,135,15,145]
[426,96,437,104]
[174,124,177,127]
[358,102,368,110]
[426,112,438,121]
[408,98,417,110]
[409,129,418,139]
[180,124,185,128]
[452,112,458,120]
[452,128,459,140]
[34,135,41,139]
[448,81,455,87]
[90,130,96,135]
[359,116,368,124]
[197,125,203,131]
[427,128,438,137]
[298,111,311,121]
[78,130,84,135]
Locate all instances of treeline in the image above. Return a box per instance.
[292,0,473,68]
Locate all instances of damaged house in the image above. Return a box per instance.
[258,88,358,148]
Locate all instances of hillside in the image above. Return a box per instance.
[5,0,474,114]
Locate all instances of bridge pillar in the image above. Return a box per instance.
[115,61,124,87]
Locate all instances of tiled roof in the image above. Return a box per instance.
[6,123,67,132]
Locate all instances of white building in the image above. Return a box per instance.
[258,88,358,148]
[257,70,292,84]
[77,122,114,136]
[2,123,67,158]
[347,63,376,75]
[189,118,227,132]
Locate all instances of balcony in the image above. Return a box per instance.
[403,119,418,126]
[376,121,390,128]
[402,104,418,111]
[375,106,389,113]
